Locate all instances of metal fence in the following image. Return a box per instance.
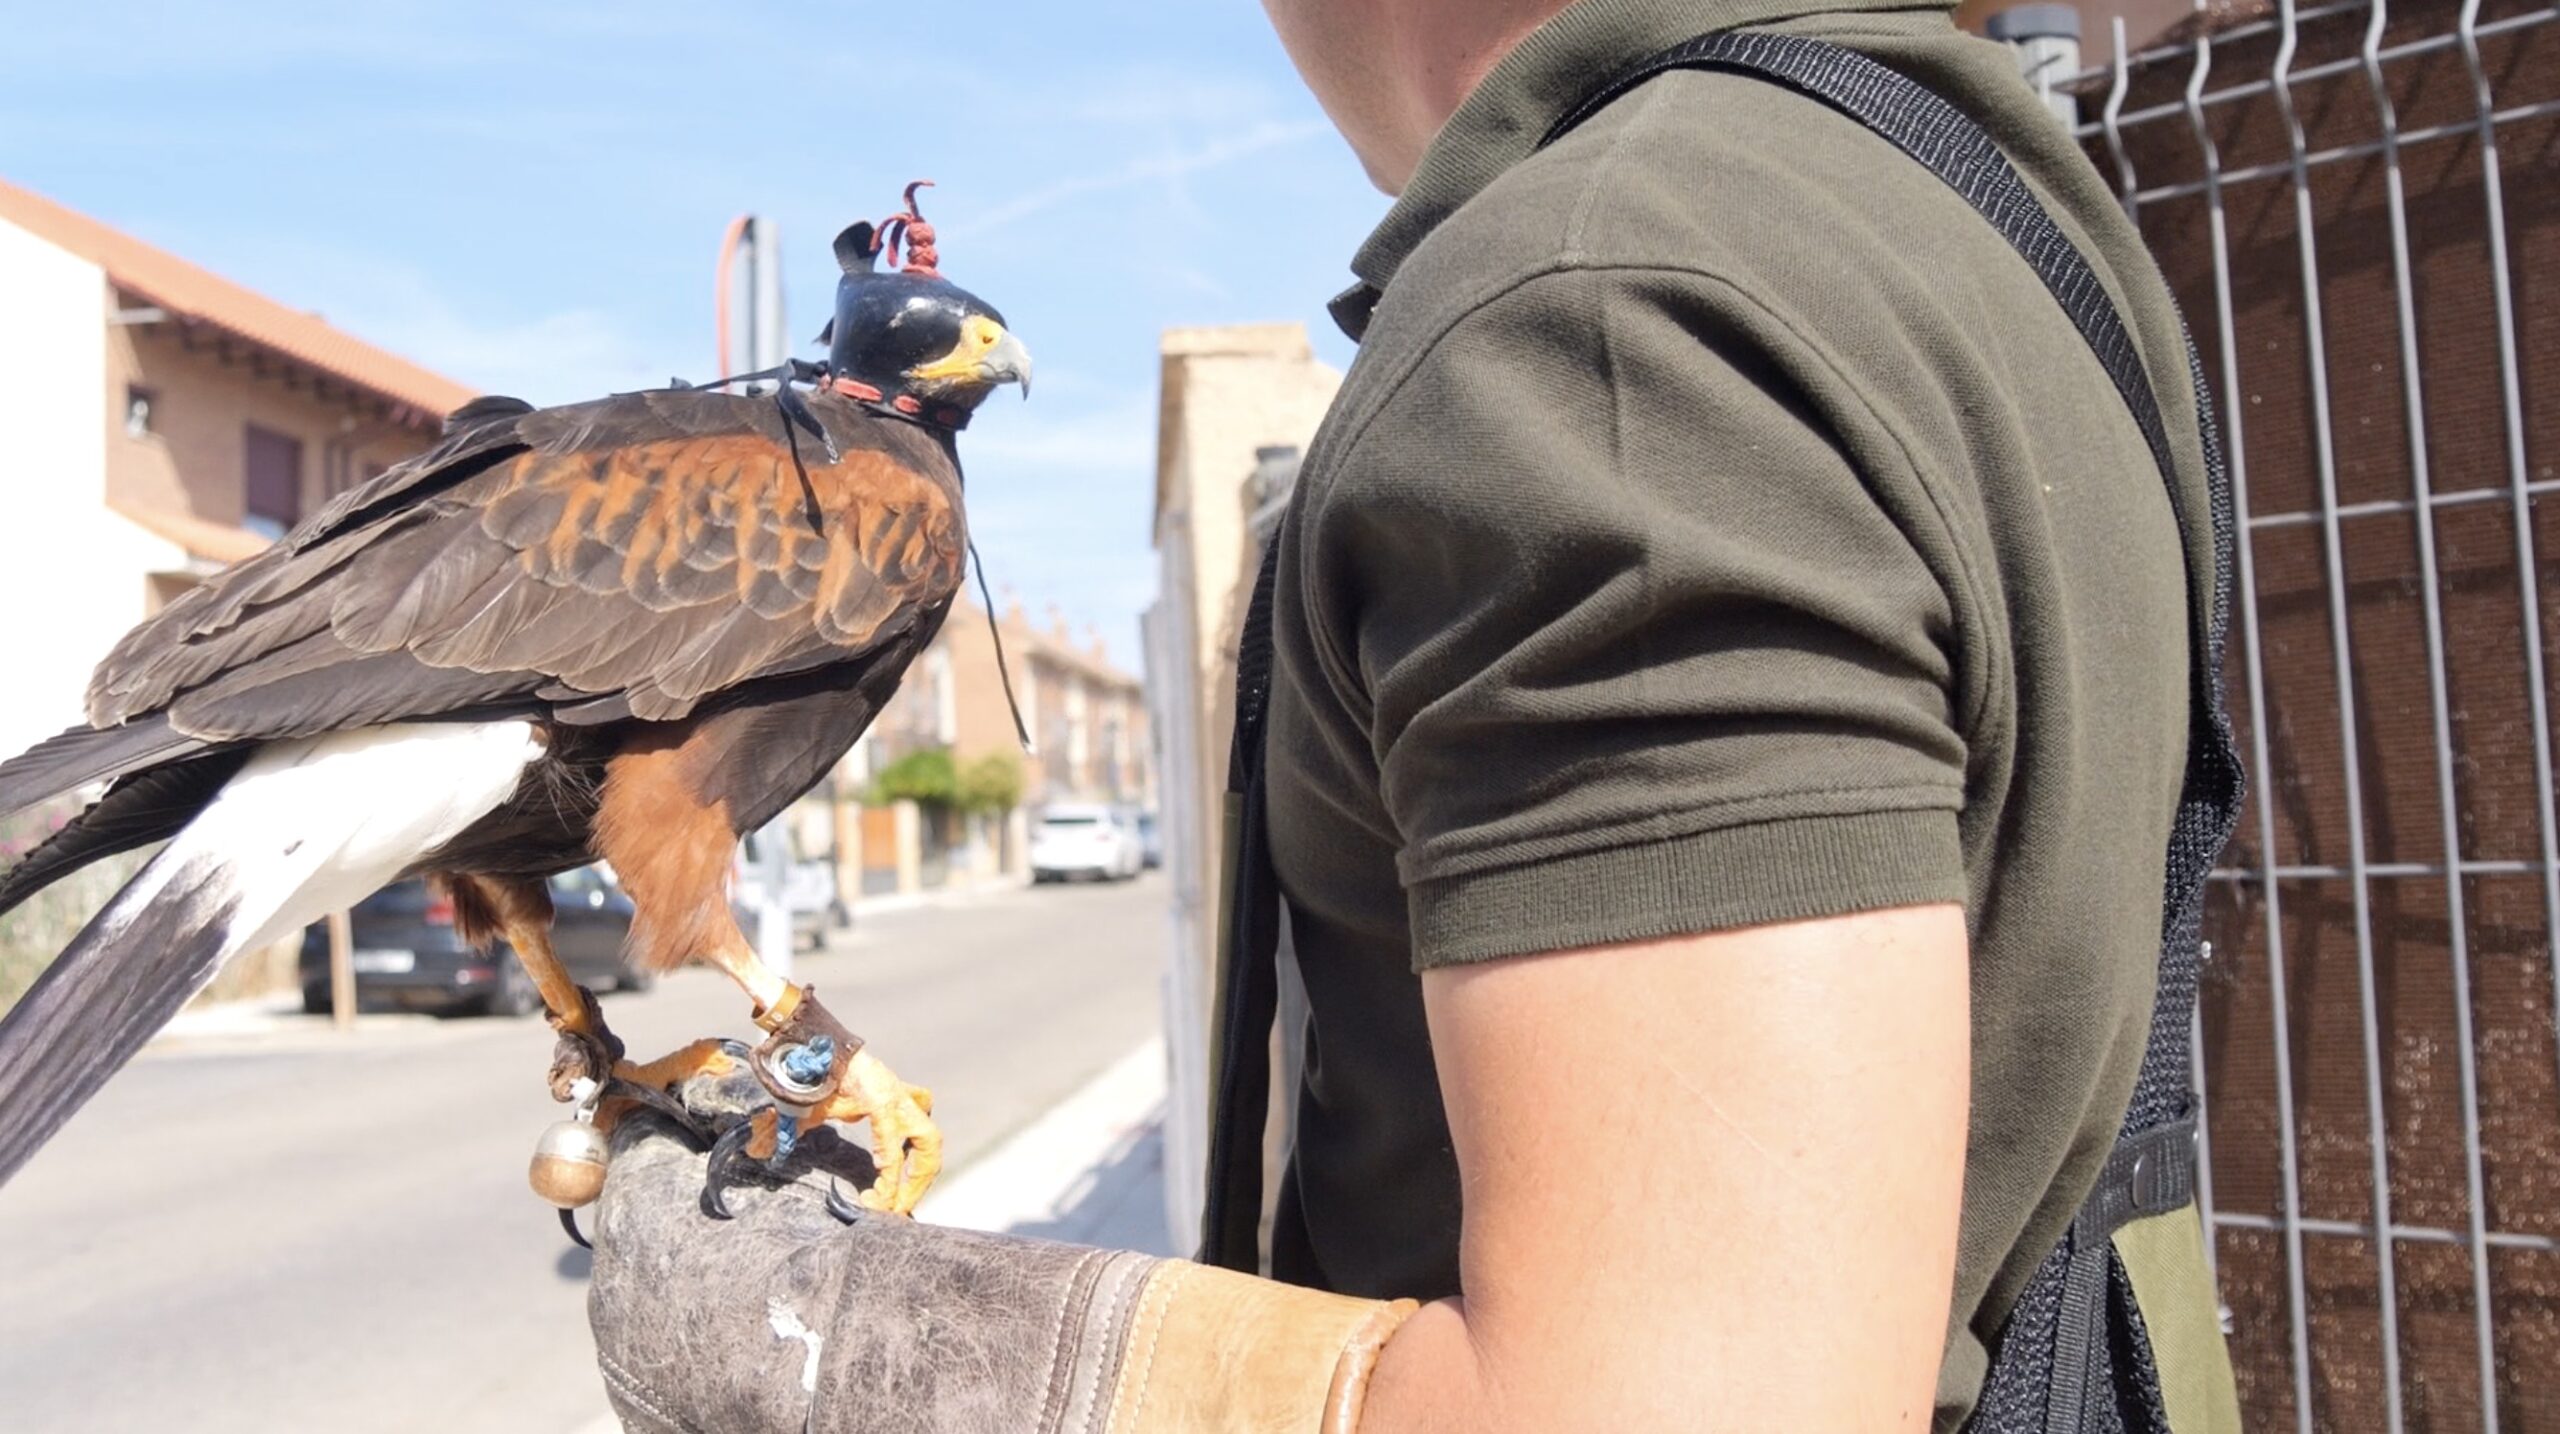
[2062,0,2558,1425]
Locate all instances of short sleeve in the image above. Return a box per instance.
[1308,265,1970,967]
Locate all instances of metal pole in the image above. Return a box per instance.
[750,217,787,375]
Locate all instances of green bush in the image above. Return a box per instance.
[956,754,1025,817]
[867,749,959,809]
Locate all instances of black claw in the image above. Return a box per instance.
[826,1178,865,1225]
[700,1119,760,1220]
[560,1207,592,1250]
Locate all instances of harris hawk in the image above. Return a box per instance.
[0,194,1028,1220]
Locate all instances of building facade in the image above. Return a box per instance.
[864,593,1154,811]
[0,177,473,759]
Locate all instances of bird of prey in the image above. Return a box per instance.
[0,193,1029,1219]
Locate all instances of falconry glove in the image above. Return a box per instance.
[586,1082,1414,1434]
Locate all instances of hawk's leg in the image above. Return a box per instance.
[443,873,623,1101]
[707,940,941,1216]
[593,742,942,1215]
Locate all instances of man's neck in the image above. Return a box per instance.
[1376,0,1574,190]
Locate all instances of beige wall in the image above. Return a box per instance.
[1149,322,1340,961]
[104,316,434,536]
[1145,322,1342,1255]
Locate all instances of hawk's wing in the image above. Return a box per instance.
[87,387,966,742]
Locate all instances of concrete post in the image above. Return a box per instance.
[326,908,354,1031]
[893,800,923,896]
[1005,806,1030,880]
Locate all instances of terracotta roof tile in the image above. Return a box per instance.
[0,176,476,421]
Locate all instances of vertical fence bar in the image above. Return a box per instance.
[2271,4,2407,1423]
[2186,10,2319,1425]
[2360,1,2504,1421]
[2102,17,2141,219]
[2458,0,2560,1149]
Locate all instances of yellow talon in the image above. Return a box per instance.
[815,1049,944,1215]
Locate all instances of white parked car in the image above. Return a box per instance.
[1030,803,1145,883]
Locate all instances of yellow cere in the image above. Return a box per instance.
[906,315,1010,384]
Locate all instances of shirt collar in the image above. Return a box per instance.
[1333,0,1954,339]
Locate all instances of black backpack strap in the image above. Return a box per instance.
[1540,32,2245,1434]
[1199,539,1287,1271]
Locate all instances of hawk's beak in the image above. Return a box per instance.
[905,317,1033,400]
[977,330,1032,399]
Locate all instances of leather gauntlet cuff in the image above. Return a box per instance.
[1072,1256,1416,1434]
[589,1107,1413,1434]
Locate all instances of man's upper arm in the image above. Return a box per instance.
[1312,264,1971,970]
[1326,267,1977,1426]
[1362,907,1971,1431]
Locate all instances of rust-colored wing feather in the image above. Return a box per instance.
[86,388,966,741]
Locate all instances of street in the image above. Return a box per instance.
[0,874,1168,1433]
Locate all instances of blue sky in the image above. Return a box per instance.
[0,0,1383,667]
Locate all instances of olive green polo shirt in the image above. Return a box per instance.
[1257,0,2230,1425]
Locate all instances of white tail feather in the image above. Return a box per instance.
[0,720,543,1186]
[177,720,546,958]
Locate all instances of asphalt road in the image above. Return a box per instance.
[0,872,1167,1433]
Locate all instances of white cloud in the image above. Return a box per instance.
[955,120,1331,239]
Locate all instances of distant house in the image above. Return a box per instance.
[867,593,1156,810]
[0,177,474,756]
[826,591,1153,898]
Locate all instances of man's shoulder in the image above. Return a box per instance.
[1364,65,1991,358]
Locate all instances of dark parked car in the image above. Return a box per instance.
[298,866,650,1018]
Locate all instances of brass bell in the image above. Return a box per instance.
[529,1117,611,1209]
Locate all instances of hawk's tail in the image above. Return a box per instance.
[0,720,545,1189]
[0,842,242,1186]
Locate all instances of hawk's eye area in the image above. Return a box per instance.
[903,313,1029,395]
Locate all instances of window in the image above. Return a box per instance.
[124,385,157,438]
[243,424,303,539]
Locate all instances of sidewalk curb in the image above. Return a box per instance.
[921,1036,1167,1235]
